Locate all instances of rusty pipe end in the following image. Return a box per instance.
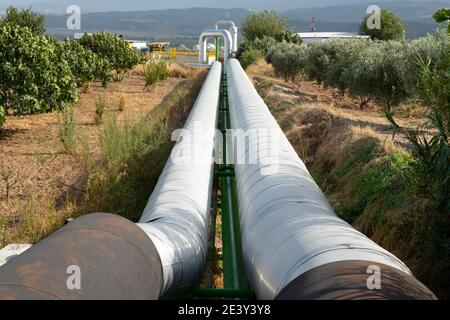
[0,213,163,300]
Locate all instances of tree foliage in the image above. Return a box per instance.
[2,6,46,35]
[0,24,78,117]
[239,48,264,70]
[347,40,416,112]
[79,32,142,81]
[57,39,111,88]
[267,42,306,82]
[241,10,289,42]
[360,8,406,40]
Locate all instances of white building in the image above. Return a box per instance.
[298,32,369,44]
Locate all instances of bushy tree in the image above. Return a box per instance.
[3,6,46,35]
[0,24,78,117]
[241,10,288,41]
[79,32,142,81]
[347,40,416,112]
[269,42,306,82]
[360,8,406,40]
[303,41,335,84]
[322,40,368,91]
[57,39,111,89]
[239,48,264,70]
[237,36,277,62]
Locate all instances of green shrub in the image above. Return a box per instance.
[351,153,413,224]
[143,61,169,87]
[409,45,450,213]
[239,48,264,70]
[237,36,277,61]
[58,106,77,153]
[94,96,107,125]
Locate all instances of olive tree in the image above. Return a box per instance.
[303,41,335,84]
[269,42,306,82]
[347,40,416,113]
[0,24,78,118]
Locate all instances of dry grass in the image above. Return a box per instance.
[168,62,190,78]
[0,196,75,247]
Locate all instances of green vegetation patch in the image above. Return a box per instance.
[348,152,413,225]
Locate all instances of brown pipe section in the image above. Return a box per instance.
[275,260,437,300]
[0,213,162,300]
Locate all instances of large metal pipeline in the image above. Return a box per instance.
[137,61,222,297]
[225,58,436,300]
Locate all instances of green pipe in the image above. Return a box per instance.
[218,70,249,291]
[215,37,220,61]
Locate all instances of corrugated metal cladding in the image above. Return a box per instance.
[226,58,423,300]
[137,62,222,297]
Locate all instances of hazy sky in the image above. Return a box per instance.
[0,0,441,14]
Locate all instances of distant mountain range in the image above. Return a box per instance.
[32,1,450,43]
[1,0,445,13]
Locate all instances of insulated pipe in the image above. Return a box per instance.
[0,213,162,300]
[137,61,222,297]
[215,21,238,53]
[199,29,232,63]
[225,59,436,300]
